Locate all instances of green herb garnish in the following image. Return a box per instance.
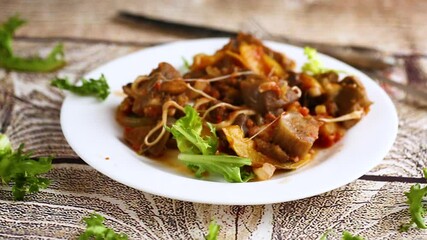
[167,105,217,155]
[0,134,52,200]
[166,105,253,182]
[401,168,427,231]
[51,74,110,100]
[79,213,128,240]
[178,154,253,183]
[181,57,191,72]
[205,220,220,240]
[0,15,66,72]
[302,47,339,75]
[341,231,365,240]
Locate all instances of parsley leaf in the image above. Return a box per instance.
[79,213,128,240]
[205,220,220,240]
[51,74,110,101]
[0,15,66,72]
[166,105,253,182]
[0,134,52,200]
[401,168,427,231]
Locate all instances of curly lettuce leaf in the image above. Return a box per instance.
[401,168,427,231]
[0,15,66,72]
[178,154,253,183]
[205,220,220,240]
[79,213,128,240]
[51,74,110,100]
[0,134,52,200]
[166,105,217,155]
[302,47,342,75]
[167,105,253,182]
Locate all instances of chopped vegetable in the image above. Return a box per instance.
[79,213,128,240]
[253,163,276,181]
[178,154,252,183]
[222,125,271,167]
[167,105,253,182]
[0,134,52,200]
[166,105,217,155]
[301,47,330,75]
[182,56,191,70]
[0,15,66,72]
[401,168,427,231]
[51,74,110,100]
[205,220,220,240]
[222,125,311,172]
[116,34,370,183]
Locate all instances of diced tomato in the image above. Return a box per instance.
[299,107,310,116]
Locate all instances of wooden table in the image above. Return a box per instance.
[1,1,427,239]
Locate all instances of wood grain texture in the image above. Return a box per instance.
[1,163,427,239]
[0,1,426,239]
[0,41,139,157]
[0,38,426,239]
[0,0,426,53]
[369,100,427,178]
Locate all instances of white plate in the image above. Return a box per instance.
[61,39,398,205]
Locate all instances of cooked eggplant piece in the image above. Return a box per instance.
[273,112,321,160]
[151,62,182,79]
[123,124,173,157]
[240,75,299,115]
[232,113,249,135]
[254,138,290,162]
[335,76,371,128]
[127,63,187,117]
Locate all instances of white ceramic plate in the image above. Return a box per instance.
[61,39,398,205]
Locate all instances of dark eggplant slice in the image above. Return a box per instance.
[273,112,321,159]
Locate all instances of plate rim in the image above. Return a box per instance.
[60,38,399,205]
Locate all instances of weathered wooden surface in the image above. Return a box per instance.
[1,164,427,240]
[0,1,427,239]
[1,0,427,54]
[0,38,425,239]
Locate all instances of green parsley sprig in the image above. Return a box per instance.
[0,134,52,200]
[205,220,220,240]
[51,74,110,101]
[401,168,427,231]
[0,15,66,72]
[79,213,128,240]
